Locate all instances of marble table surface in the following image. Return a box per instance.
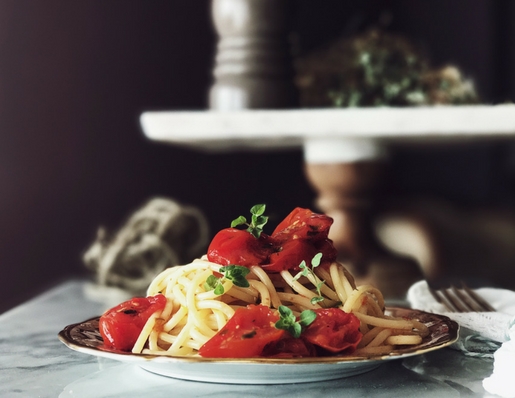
[0,279,499,397]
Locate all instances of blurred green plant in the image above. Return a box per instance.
[295,30,479,107]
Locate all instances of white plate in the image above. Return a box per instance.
[58,307,458,384]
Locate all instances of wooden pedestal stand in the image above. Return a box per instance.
[305,161,422,298]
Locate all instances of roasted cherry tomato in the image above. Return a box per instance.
[261,336,317,358]
[264,239,318,272]
[99,294,167,351]
[198,305,285,358]
[314,238,338,265]
[207,228,274,266]
[301,308,362,354]
[207,208,338,273]
[272,207,333,243]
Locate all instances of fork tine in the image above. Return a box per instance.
[428,285,460,312]
[461,282,496,312]
[451,285,478,312]
[427,281,496,312]
[440,287,470,312]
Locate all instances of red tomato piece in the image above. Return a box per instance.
[198,305,285,358]
[314,238,338,265]
[301,308,362,354]
[99,294,167,351]
[207,228,274,267]
[206,208,338,273]
[264,239,318,272]
[272,207,334,243]
[261,336,317,358]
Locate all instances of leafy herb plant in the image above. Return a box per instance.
[275,305,316,338]
[204,265,250,295]
[292,252,325,304]
[231,204,268,238]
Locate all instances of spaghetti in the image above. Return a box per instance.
[131,256,429,357]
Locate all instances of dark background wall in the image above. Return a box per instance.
[1,0,514,312]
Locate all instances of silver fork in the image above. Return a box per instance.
[428,281,496,312]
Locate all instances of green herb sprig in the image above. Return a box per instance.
[292,252,325,304]
[231,204,268,238]
[204,265,250,295]
[275,305,316,338]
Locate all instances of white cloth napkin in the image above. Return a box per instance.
[483,326,515,398]
[407,280,515,397]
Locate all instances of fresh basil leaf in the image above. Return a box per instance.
[291,322,302,339]
[278,305,292,319]
[248,227,261,239]
[292,261,309,282]
[253,214,267,226]
[311,252,323,268]
[275,305,313,338]
[220,265,250,288]
[232,278,250,288]
[293,253,327,303]
[232,204,268,238]
[275,319,287,330]
[214,284,225,295]
[231,215,247,228]
[299,310,317,327]
[250,204,266,216]
[204,274,219,291]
